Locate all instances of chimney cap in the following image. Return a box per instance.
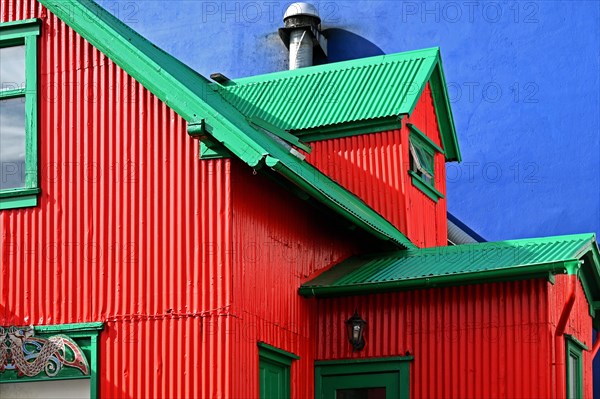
[283,2,320,22]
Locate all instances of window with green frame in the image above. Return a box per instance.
[0,19,40,210]
[407,123,444,202]
[565,334,587,399]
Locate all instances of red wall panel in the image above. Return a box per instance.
[549,275,594,398]
[306,83,448,248]
[1,3,233,397]
[229,160,362,398]
[315,279,554,399]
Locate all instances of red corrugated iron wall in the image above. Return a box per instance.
[549,275,594,398]
[315,279,554,398]
[306,83,447,248]
[1,3,233,397]
[230,160,361,398]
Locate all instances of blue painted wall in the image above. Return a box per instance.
[96,0,599,385]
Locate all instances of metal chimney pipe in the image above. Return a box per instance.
[289,30,312,70]
[280,2,327,70]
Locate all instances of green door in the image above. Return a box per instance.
[315,357,412,399]
[259,357,290,398]
[258,342,299,399]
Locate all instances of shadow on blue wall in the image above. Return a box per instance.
[315,28,384,65]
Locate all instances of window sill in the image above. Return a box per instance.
[0,187,40,210]
[408,171,444,203]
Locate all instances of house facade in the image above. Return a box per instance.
[1,1,599,398]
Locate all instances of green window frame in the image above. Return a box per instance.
[565,334,587,399]
[0,322,103,399]
[0,19,40,210]
[258,342,299,399]
[315,356,412,399]
[407,123,444,202]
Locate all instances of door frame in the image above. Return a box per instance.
[315,356,413,399]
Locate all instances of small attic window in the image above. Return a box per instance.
[407,123,444,202]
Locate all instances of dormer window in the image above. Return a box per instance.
[407,123,444,202]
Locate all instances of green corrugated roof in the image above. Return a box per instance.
[215,48,461,161]
[300,234,600,302]
[39,0,416,249]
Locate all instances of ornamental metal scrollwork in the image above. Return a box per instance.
[0,326,89,378]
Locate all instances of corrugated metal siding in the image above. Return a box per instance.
[218,50,438,132]
[1,3,232,397]
[307,130,409,234]
[229,160,361,398]
[549,275,594,398]
[306,84,447,248]
[315,280,554,398]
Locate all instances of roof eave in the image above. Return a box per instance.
[266,156,416,249]
[299,260,571,297]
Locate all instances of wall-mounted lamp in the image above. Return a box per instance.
[345,310,366,351]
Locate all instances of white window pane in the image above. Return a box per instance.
[0,45,26,92]
[0,97,26,190]
[568,354,577,398]
[0,379,90,399]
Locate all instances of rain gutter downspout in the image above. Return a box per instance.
[554,260,581,397]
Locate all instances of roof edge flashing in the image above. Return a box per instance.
[299,260,575,298]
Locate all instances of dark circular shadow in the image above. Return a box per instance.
[314,28,385,65]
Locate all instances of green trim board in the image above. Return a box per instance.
[264,155,415,248]
[565,335,584,399]
[257,342,300,366]
[429,58,461,162]
[0,322,103,399]
[199,141,231,160]
[409,170,444,202]
[215,47,461,162]
[295,116,403,143]
[407,123,444,153]
[315,356,412,399]
[300,234,600,318]
[248,116,311,154]
[0,19,41,210]
[39,0,415,249]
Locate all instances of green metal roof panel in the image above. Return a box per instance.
[300,234,600,296]
[217,49,436,131]
[215,48,461,162]
[40,0,416,249]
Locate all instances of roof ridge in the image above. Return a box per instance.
[353,233,598,259]
[219,47,440,87]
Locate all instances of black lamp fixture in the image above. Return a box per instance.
[345,310,366,351]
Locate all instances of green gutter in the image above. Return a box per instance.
[299,260,574,297]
